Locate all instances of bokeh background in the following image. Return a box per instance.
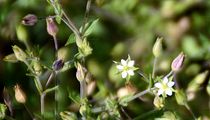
[0,0,210,119]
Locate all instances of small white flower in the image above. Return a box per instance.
[115,55,137,79]
[154,77,175,97]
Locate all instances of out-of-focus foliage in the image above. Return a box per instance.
[0,0,210,119]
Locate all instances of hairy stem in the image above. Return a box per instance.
[41,93,46,118]
[53,35,58,51]
[152,58,157,79]
[80,80,87,99]
[127,88,155,103]
[81,0,92,34]
[24,104,34,120]
[185,104,197,120]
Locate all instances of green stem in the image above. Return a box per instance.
[152,58,157,79]
[41,93,46,119]
[127,88,155,103]
[80,80,87,99]
[45,72,55,88]
[185,104,197,120]
[81,0,92,35]
[24,104,34,120]
[133,109,159,120]
[53,35,58,51]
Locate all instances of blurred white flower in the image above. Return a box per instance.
[115,56,137,79]
[154,77,175,97]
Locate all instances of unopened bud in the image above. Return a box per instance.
[14,84,26,104]
[22,14,38,26]
[53,59,64,71]
[78,39,92,58]
[12,45,27,62]
[175,89,187,106]
[76,63,86,81]
[153,37,163,58]
[153,96,164,109]
[171,52,185,72]
[46,17,58,37]
[3,53,18,63]
[207,80,210,96]
[33,62,42,75]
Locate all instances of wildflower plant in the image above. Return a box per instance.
[0,0,204,120]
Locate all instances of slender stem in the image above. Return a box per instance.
[152,58,157,79]
[137,71,149,83]
[24,104,34,120]
[62,11,82,40]
[165,71,173,78]
[121,107,132,120]
[127,88,155,103]
[81,0,92,35]
[80,80,87,99]
[173,72,180,89]
[133,109,158,120]
[53,35,58,51]
[41,93,46,118]
[54,71,58,119]
[185,104,197,120]
[45,72,55,88]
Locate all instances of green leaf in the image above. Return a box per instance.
[3,53,18,63]
[60,111,77,120]
[68,91,80,104]
[65,34,76,46]
[56,15,62,24]
[83,19,99,37]
[0,103,7,119]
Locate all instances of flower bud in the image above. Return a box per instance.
[14,84,26,104]
[175,89,187,106]
[76,63,86,81]
[22,14,38,26]
[207,80,210,96]
[33,62,42,75]
[78,39,92,58]
[3,53,18,63]
[153,95,164,109]
[12,45,27,62]
[46,17,58,37]
[53,59,64,71]
[171,52,185,72]
[153,37,163,58]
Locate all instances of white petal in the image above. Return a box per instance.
[121,59,127,66]
[154,83,162,88]
[163,77,168,84]
[165,89,173,96]
[167,81,175,87]
[157,89,163,95]
[127,70,134,76]
[116,65,123,70]
[121,71,127,78]
[128,60,134,67]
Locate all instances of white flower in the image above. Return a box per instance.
[154,77,175,97]
[116,56,137,79]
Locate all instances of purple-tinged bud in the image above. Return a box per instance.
[22,14,38,26]
[171,52,185,72]
[46,17,58,37]
[76,63,86,82]
[53,59,64,71]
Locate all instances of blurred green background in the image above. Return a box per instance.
[0,0,210,119]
